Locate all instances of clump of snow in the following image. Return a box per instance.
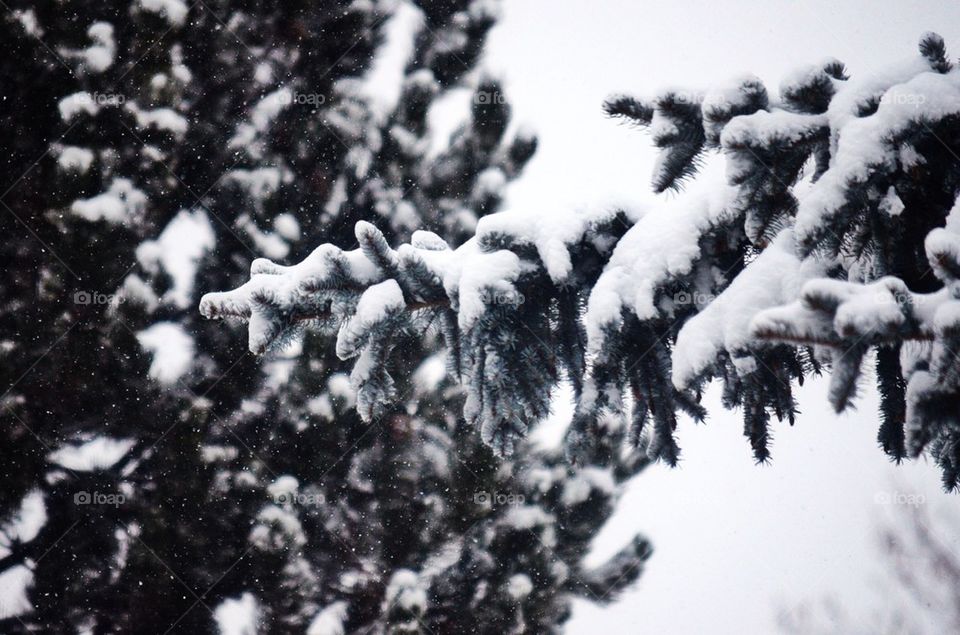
[267,476,299,502]
[71,178,147,223]
[384,569,427,612]
[361,1,423,118]
[0,566,33,621]
[501,505,554,530]
[475,205,606,283]
[506,573,533,600]
[443,240,522,330]
[127,103,188,138]
[586,176,738,354]
[721,110,827,148]
[13,9,41,37]
[80,22,115,73]
[137,209,215,308]
[237,214,289,260]
[825,56,932,152]
[250,505,307,550]
[306,602,348,635]
[880,185,905,217]
[273,214,301,241]
[560,466,616,506]
[57,146,95,174]
[797,68,960,245]
[672,229,806,389]
[120,274,159,312]
[227,167,289,202]
[253,62,273,85]
[413,353,448,395]
[48,437,135,471]
[136,322,195,385]
[58,92,99,121]
[137,0,189,27]
[214,593,260,635]
[230,89,292,153]
[336,280,405,359]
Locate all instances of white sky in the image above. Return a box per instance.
[479,1,960,633]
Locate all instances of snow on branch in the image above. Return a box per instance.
[203,33,960,487]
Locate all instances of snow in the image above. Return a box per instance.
[447,243,522,330]
[136,322,195,385]
[721,110,827,148]
[506,573,534,600]
[71,178,147,223]
[81,22,115,73]
[0,489,48,620]
[273,213,301,241]
[306,602,349,635]
[1,489,46,546]
[586,174,738,354]
[307,394,334,421]
[127,103,189,138]
[825,56,932,152]
[702,74,767,143]
[230,88,292,152]
[796,69,960,245]
[475,206,607,283]
[200,242,384,352]
[57,146,95,173]
[137,0,189,27]
[253,62,273,85]
[880,185,904,216]
[361,0,423,118]
[561,467,617,506]
[136,209,215,309]
[266,476,299,502]
[13,9,40,37]
[335,279,405,359]
[250,506,307,549]
[328,373,355,403]
[214,593,260,635]
[0,566,33,621]
[830,277,909,337]
[413,353,448,395]
[384,570,427,611]
[672,229,806,389]
[237,214,289,260]
[120,274,160,311]
[58,92,99,121]
[48,437,135,471]
[226,167,289,202]
[501,505,554,530]
[778,59,839,100]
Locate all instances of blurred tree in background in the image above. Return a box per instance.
[0,1,649,632]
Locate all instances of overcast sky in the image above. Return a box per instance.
[475,1,960,633]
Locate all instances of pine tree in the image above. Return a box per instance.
[1,1,649,632]
[204,33,960,490]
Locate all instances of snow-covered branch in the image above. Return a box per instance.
[203,33,960,488]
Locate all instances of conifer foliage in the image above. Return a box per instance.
[1,1,649,632]
[205,33,960,489]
